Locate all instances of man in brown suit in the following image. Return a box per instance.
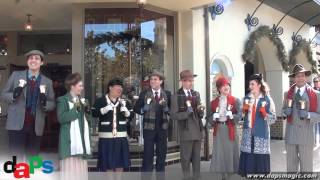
[170,70,205,180]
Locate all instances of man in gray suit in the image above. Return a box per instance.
[1,50,55,158]
[170,70,205,180]
[283,64,320,172]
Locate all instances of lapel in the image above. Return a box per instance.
[145,89,155,102]
[20,70,28,98]
[39,73,46,95]
[66,92,74,102]
[178,88,187,100]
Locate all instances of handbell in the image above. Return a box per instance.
[287,99,293,108]
[299,100,306,110]
[261,101,267,107]
[147,98,152,105]
[198,104,205,111]
[121,99,126,107]
[215,107,220,113]
[186,100,192,107]
[227,104,232,111]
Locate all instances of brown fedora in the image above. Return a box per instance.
[288,64,311,78]
[149,70,165,80]
[180,70,197,80]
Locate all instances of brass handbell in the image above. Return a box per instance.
[227,104,232,111]
[186,100,192,107]
[287,99,293,108]
[299,100,306,120]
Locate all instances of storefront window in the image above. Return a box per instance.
[18,33,71,55]
[84,8,176,145]
[0,35,8,56]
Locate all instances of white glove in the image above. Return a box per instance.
[226,111,234,119]
[202,119,206,127]
[120,106,130,117]
[100,105,113,115]
[213,113,220,120]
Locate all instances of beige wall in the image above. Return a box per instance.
[207,0,311,114]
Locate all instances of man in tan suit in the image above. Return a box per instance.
[283,64,320,172]
[170,70,205,180]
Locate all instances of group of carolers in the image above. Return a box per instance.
[209,63,320,180]
[2,49,320,180]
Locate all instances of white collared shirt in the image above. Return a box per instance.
[183,89,192,97]
[295,85,306,97]
[152,88,161,98]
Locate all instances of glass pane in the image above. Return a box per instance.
[0,35,8,56]
[84,8,175,146]
[18,33,71,55]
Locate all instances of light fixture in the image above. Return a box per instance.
[314,0,320,5]
[136,0,146,6]
[24,14,33,31]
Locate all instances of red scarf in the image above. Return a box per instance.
[211,95,236,141]
[286,84,317,123]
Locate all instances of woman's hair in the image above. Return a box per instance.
[249,74,270,95]
[64,73,82,91]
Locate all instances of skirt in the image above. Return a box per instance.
[60,157,88,180]
[97,137,130,171]
[210,125,239,173]
[238,152,270,176]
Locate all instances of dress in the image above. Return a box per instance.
[210,95,240,173]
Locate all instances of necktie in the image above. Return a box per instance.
[155,91,160,102]
[187,91,193,107]
[30,76,36,93]
[187,91,192,100]
[295,88,301,109]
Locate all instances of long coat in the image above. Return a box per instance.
[170,88,204,141]
[57,93,91,160]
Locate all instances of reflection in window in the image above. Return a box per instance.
[84,8,175,146]
[0,35,8,56]
[18,33,72,55]
[210,60,228,99]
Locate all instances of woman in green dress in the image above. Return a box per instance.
[57,73,91,180]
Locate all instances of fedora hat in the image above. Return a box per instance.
[180,70,197,80]
[149,70,165,80]
[288,64,311,78]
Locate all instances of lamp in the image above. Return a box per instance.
[24,14,33,31]
[136,0,146,6]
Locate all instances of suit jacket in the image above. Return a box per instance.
[283,85,320,145]
[1,70,55,136]
[134,89,171,134]
[170,88,204,141]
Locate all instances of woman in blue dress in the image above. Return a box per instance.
[92,78,134,172]
[238,74,276,176]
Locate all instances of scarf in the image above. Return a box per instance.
[243,94,271,139]
[143,89,169,127]
[68,96,91,156]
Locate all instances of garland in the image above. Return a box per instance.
[289,39,318,74]
[242,26,289,71]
